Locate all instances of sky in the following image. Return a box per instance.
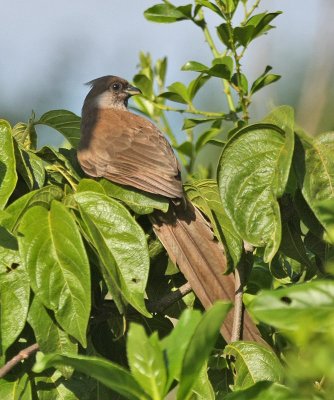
[1,0,333,145]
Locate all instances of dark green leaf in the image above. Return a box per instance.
[161,81,190,104]
[224,341,284,390]
[0,120,17,209]
[33,353,148,400]
[279,222,313,269]
[185,179,242,266]
[175,141,193,157]
[208,56,233,79]
[195,128,222,151]
[127,324,167,398]
[100,179,169,214]
[35,110,81,148]
[217,23,231,48]
[294,129,334,232]
[218,106,295,262]
[316,198,334,243]
[0,264,30,354]
[234,25,255,47]
[247,12,282,39]
[14,144,45,190]
[18,201,91,346]
[187,74,211,100]
[225,381,292,400]
[195,0,223,16]
[250,66,280,95]
[250,280,334,331]
[74,191,150,316]
[177,302,232,400]
[1,186,63,232]
[231,73,248,94]
[28,296,77,377]
[144,4,190,23]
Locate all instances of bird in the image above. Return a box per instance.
[77,75,263,343]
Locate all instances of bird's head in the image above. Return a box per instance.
[83,75,142,112]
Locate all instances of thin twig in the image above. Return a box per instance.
[0,343,40,378]
[149,282,192,313]
[231,264,244,342]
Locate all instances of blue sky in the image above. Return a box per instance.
[1,0,331,140]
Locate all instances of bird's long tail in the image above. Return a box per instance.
[151,200,263,343]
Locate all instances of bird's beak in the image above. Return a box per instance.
[125,84,142,96]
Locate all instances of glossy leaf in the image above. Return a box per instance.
[127,324,167,399]
[294,129,334,231]
[14,144,45,190]
[0,264,30,354]
[35,109,81,148]
[195,0,222,16]
[249,280,334,331]
[187,74,211,100]
[218,106,295,262]
[159,81,190,104]
[177,302,232,400]
[33,353,148,400]
[208,56,233,80]
[224,341,284,390]
[12,121,37,150]
[1,185,63,232]
[250,66,280,95]
[0,120,17,209]
[100,178,169,214]
[74,191,150,316]
[216,23,231,48]
[161,308,202,389]
[181,60,209,72]
[185,179,242,266]
[0,374,32,399]
[18,201,91,346]
[28,296,77,377]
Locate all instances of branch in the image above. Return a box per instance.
[0,343,40,378]
[231,263,244,342]
[149,282,192,313]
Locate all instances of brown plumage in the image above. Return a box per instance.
[78,75,263,343]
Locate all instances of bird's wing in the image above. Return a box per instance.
[78,109,183,198]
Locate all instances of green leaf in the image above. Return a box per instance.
[14,144,45,190]
[187,74,211,100]
[133,73,153,98]
[0,374,32,399]
[185,179,242,266]
[74,191,150,316]
[27,296,77,377]
[231,73,248,94]
[218,106,295,262]
[246,12,282,40]
[0,120,17,209]
[144,3,190,23]
[175,141,193,157]
[35,110,81,148]
[181,61,209,72]
[159,81,190,104]
[208,56,233,79]
[195,128,222,151]
[234,25,255,47]
[177,302,232,400]
[33,353,148,400]
[250,66,280,95]
[315,198,334,243]
[249,280,334,332]
[224,341,284,391]
[1,185,63,232]
[225,381,292,400]
[12,121,37,150]
[294,129,334,231]
[0,264,30,354]
[127,324,167,399]
[279,221,314,269]
[195,0,222,16]
[216,23,231,48]
[100,179,169,214]
[161,308,202,389]
[18,201,91,346]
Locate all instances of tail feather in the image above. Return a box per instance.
[151,201,264,343]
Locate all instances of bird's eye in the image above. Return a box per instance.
[111,83,121,91]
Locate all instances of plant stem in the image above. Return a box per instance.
[199,9,236,113]
[245,0,262,21]
[152,102,225,118]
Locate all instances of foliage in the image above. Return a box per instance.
[0,1,334,399]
